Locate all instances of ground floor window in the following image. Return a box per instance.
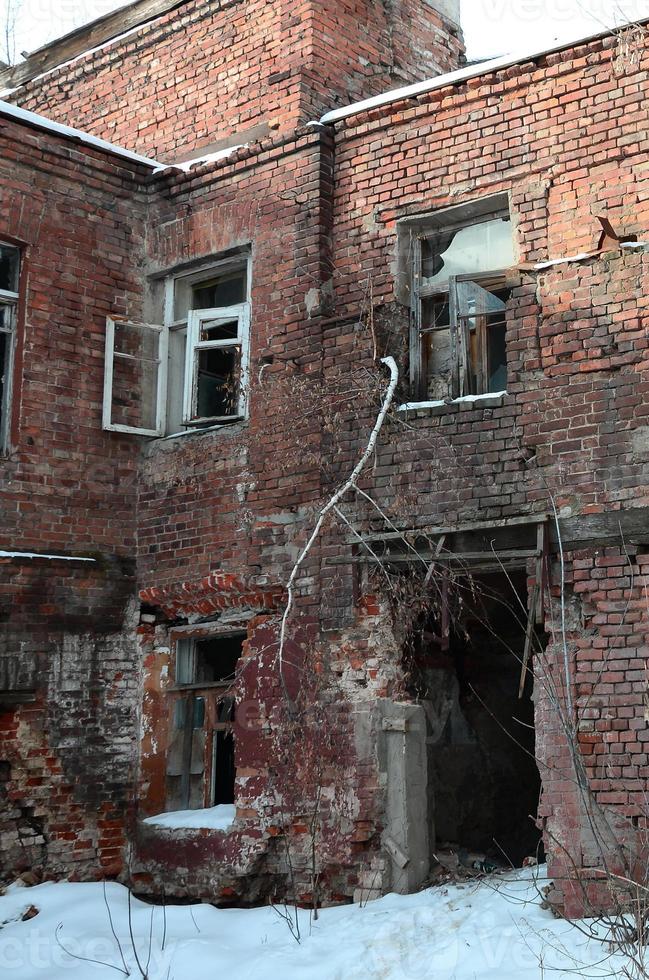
[166,632,244,811]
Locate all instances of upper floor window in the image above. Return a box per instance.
[168,259,250,432]
[0,243,20,453]
[408,197,515,402]
[103,253,251,437]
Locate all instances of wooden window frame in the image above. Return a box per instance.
[182,304,250,425]
[409,201,513,401]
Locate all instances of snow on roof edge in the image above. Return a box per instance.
[318,17,649,126]
[0,99,165,170]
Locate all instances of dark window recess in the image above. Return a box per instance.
[176,633,244,686]
[196,346,239,419]
[192,271,246,310]
[212,698,236,806]
[168,635,243,811]
[195,635,242,685]
[0,244,19,293]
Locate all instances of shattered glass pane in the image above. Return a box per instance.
[421,217,514,287]
[199,317,238,342]
[487,319,507,392]
[423,328,452,401]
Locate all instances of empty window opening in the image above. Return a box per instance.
[406,571,544,869]
[406,197,515,401]
[175,634,243,687]
[167,633,243,811]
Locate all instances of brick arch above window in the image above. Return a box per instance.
[139,570,284,619]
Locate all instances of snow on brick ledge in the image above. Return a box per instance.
[142,804,235,832]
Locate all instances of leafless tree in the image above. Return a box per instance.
[0,0,22,66]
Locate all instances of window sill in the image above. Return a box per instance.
[397,391,508,416]
[156,417,247,443]
[171,682,232,692]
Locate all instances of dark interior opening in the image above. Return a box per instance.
[195,635,243,685]
[406,570,545,868]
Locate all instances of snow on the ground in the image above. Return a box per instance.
[142,803,236,831]
[0,866,627,979]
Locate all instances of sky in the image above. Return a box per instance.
[2,0,649,64]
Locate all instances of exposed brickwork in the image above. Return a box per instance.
[320,32,649,910]
[6,0,463,162]
[0,119,149,883]
[2,8,649,917]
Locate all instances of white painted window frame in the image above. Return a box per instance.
[0,290,18,454]
[0,242,20,455]
[102,317,169,437]
[182,304,250,425]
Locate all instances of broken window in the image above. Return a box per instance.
[410,200,515,401]
[102,256,250,437]
[167,633,243,810]
[0,243,20,452]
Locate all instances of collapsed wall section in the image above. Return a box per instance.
[319,31,649,913]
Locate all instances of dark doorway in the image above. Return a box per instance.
[407,570,544,868]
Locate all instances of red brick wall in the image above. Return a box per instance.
[0,118,149,882]
[7,0,463,162]
[321,32,649,910]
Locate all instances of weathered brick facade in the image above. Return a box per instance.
[2,0,463,162]
[2,0,649,917]
[0,113,149,880]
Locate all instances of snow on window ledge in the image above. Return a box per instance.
[397,391,508,412]
[142,804,236,832]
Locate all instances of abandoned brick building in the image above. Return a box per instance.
[1,0,649,918]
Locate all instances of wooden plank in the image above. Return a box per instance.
[356,510,649,552]
[357,513,549,544]
[551,509,649,550]
[519,583,539,699]
[0,0,191,89]
[326,551,536,567]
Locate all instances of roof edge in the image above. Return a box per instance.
[0,99,165,171]
[319,17,649,126]
[0,0,190,90]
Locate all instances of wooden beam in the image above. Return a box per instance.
[0,0,191,90]
[553,509,649,551]
[355,513,549,545]
[326,550,536,567]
